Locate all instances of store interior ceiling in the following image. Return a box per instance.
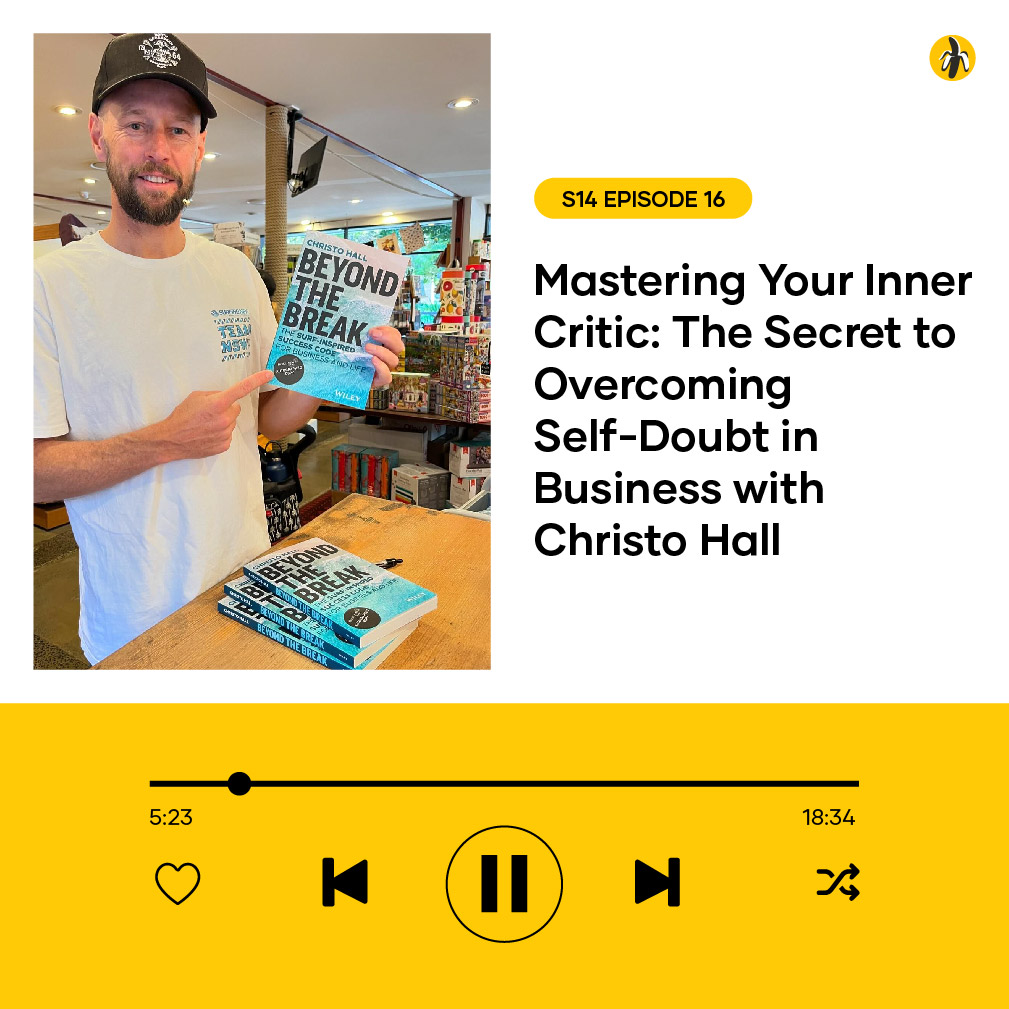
[34,33,490,235]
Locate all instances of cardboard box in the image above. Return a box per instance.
[449,475,486,508]
[449,437,491,477]
[393,463,450,510]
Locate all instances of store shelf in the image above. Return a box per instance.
[315,404,490,429]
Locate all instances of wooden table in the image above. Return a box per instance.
[96,496,490,670]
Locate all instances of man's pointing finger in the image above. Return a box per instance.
[218,370,274,405]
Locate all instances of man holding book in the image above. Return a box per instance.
[33,33,404,664]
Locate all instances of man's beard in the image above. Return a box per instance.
[106,156,196,226]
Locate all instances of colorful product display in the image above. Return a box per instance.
[389,372,430,413]
[439,267,466,321]
[332,445,400,498]
[404,330,442,375]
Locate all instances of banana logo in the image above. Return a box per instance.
[940,38,969,78]
[930,35,974,82]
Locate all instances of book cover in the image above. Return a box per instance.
[243,536,437,646]
[223,577,418,667]
[266,233,408,408]
[217,595,412,670]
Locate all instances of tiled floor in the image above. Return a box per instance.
[33,419,349,668]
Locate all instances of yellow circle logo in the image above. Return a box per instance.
[929,36,974,81]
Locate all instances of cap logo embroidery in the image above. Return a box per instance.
[138,34,181,69]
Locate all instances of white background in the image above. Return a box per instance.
[11,2,1007,700]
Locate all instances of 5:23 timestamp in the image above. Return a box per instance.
[150,808,192,825]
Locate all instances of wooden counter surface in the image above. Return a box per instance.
[96,495,490,670]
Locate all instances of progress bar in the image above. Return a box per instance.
[150,773,859,795]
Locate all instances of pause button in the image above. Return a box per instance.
[446,826,563,942]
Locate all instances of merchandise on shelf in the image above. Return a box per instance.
[449,436,491,478]
[465,264,488,320]
[440,334,490,390]
[439,267,466,321]
[404,330,442,375]
[332,444,368,494]
[393,463,451,510]
[360,447,400,498]
[389,372,430,413]
[430,263,491,422]
[332,445,400,498]
[449,474,487,508]
[366,386,390,410]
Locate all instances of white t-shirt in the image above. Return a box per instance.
[34,231,277,664]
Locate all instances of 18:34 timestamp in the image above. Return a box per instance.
[803,808,855,825]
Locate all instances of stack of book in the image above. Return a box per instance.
[218,537,437,670]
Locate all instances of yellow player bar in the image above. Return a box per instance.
[2,704,1003,1006]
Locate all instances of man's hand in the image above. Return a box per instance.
[161,370,274,460]
[34,370,276,503]
[366,326,405,388]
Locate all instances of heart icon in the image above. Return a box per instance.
[155,862,201,904]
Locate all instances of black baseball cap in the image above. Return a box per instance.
[92,33,217,131]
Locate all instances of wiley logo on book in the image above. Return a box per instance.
[213,307,252,362]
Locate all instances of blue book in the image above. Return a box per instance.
[266,233,408,408]
[242,536,437,647]
[217,596,412,670]
[223,577,417,668]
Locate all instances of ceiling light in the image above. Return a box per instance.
[447,98,478,109]
[203,152,219,160]
[95,210,106,216]
[83,177,96,185]
[55,105,82,116]
[381,211,395,217]
[349,199,362,204]
[246,199,266,206]
[88,162,107,172]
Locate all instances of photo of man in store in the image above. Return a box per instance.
[33,33,405,665]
